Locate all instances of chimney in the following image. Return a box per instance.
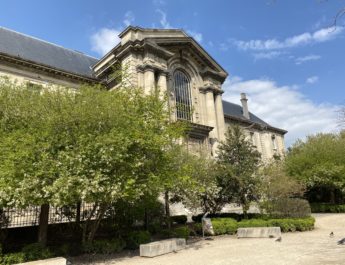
[240,93,250,119]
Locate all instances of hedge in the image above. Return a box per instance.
[211,218,237,235]
[310,203,345,213]
[191,217,315,235]
[237,217,315,232]
[192,213,262,222]
[170,215,188,225]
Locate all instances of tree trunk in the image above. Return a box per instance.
[164,191,171,229]
[87,204,107,242]
[38,204,49,246]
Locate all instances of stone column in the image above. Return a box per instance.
[215,92,226,141]
[144,68,155,95]
[157,72,167,98]
[205,89,218,139]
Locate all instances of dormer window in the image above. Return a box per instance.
[173,70,192,121]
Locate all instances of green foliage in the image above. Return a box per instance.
[211,218,238,235]
[310,203,345,213]
[238,217,315,232]
[216,126,262,215]
[268,198,311,218]
[285,131,345,203]
[125,230,151,250]
[0,252,26,265]
[0,77,187,242]
[21,243,54,261]
[172,226,190,239]
[82,238,126,254]
[104,196,165,231]
[170,215,187,225]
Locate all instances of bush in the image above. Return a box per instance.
[310,203,345,213]
[170,215,187,225]
[82,238,126,254]
[211,218,237,235]
[0,252,26,265]
[192,213,262,222]
[268,198,311,218]
[172,226,190,239]
[21,243,54,261]
[125,230,151,250]
[237,217,315,232]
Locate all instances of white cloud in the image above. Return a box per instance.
[253,51,284,60]
[90,28,121,56]
[123,11,135,27]
[187,30,203,43]
[233,26,343,51]
[306,76,319,84]
[156,9,171,29]
[223,77,339,146]
[295,54,321,65]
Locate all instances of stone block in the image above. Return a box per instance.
[237,227,281,238]
[140,238,186,257]
[17,257,67,265]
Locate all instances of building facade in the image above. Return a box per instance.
[0,26,287,159]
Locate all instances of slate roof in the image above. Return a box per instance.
[0,27,99,78]
[222,100,269,125]
[222,100,287,134]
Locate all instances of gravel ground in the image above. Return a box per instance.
[72,214,345,265]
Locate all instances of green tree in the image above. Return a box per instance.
[285,131,345,203]
[0,77,186,244]
[216,125,261,217]
[259,161,306,216]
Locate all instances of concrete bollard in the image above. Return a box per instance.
[140,238,186,257]
[237,227,281,238]
[17,257,67,265]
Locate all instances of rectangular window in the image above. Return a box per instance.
[272,135,277,150]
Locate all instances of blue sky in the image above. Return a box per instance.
[1,0,344,145]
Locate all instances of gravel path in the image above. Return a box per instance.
[72,214,345,265]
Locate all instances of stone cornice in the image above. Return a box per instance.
[199,85,224,95]
[136,63,168,74]
[187,122,214,139]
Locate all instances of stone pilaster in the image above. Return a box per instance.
[205,89,218,139]
[214,92,225,141]
[144,68,155,95]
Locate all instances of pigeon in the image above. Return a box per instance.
[275,236,282,242]
[330,232,334,238]
[337,238,345,245]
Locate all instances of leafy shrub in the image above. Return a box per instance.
[268,198,311,218]
[125,230,151,249]
[170,215,187,225]
[172,226,190,239]
[21,243,54,261]
[0,252,26,265]
[82,238,126,254]
[191,223,202,235]
[310,203,345,213]
[211,218,238,235]
[237,217,315,232]
[192,213,262,222]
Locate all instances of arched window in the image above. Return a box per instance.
[173,70,192,121]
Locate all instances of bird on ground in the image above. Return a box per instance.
[330,232,334,238]
[337,238,345,245]
[275,237,282,242]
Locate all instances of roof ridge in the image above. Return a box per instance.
[0,26,99,61]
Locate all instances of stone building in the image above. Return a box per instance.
[0,26,287,159]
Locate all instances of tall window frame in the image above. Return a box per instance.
[173,70,192,121]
